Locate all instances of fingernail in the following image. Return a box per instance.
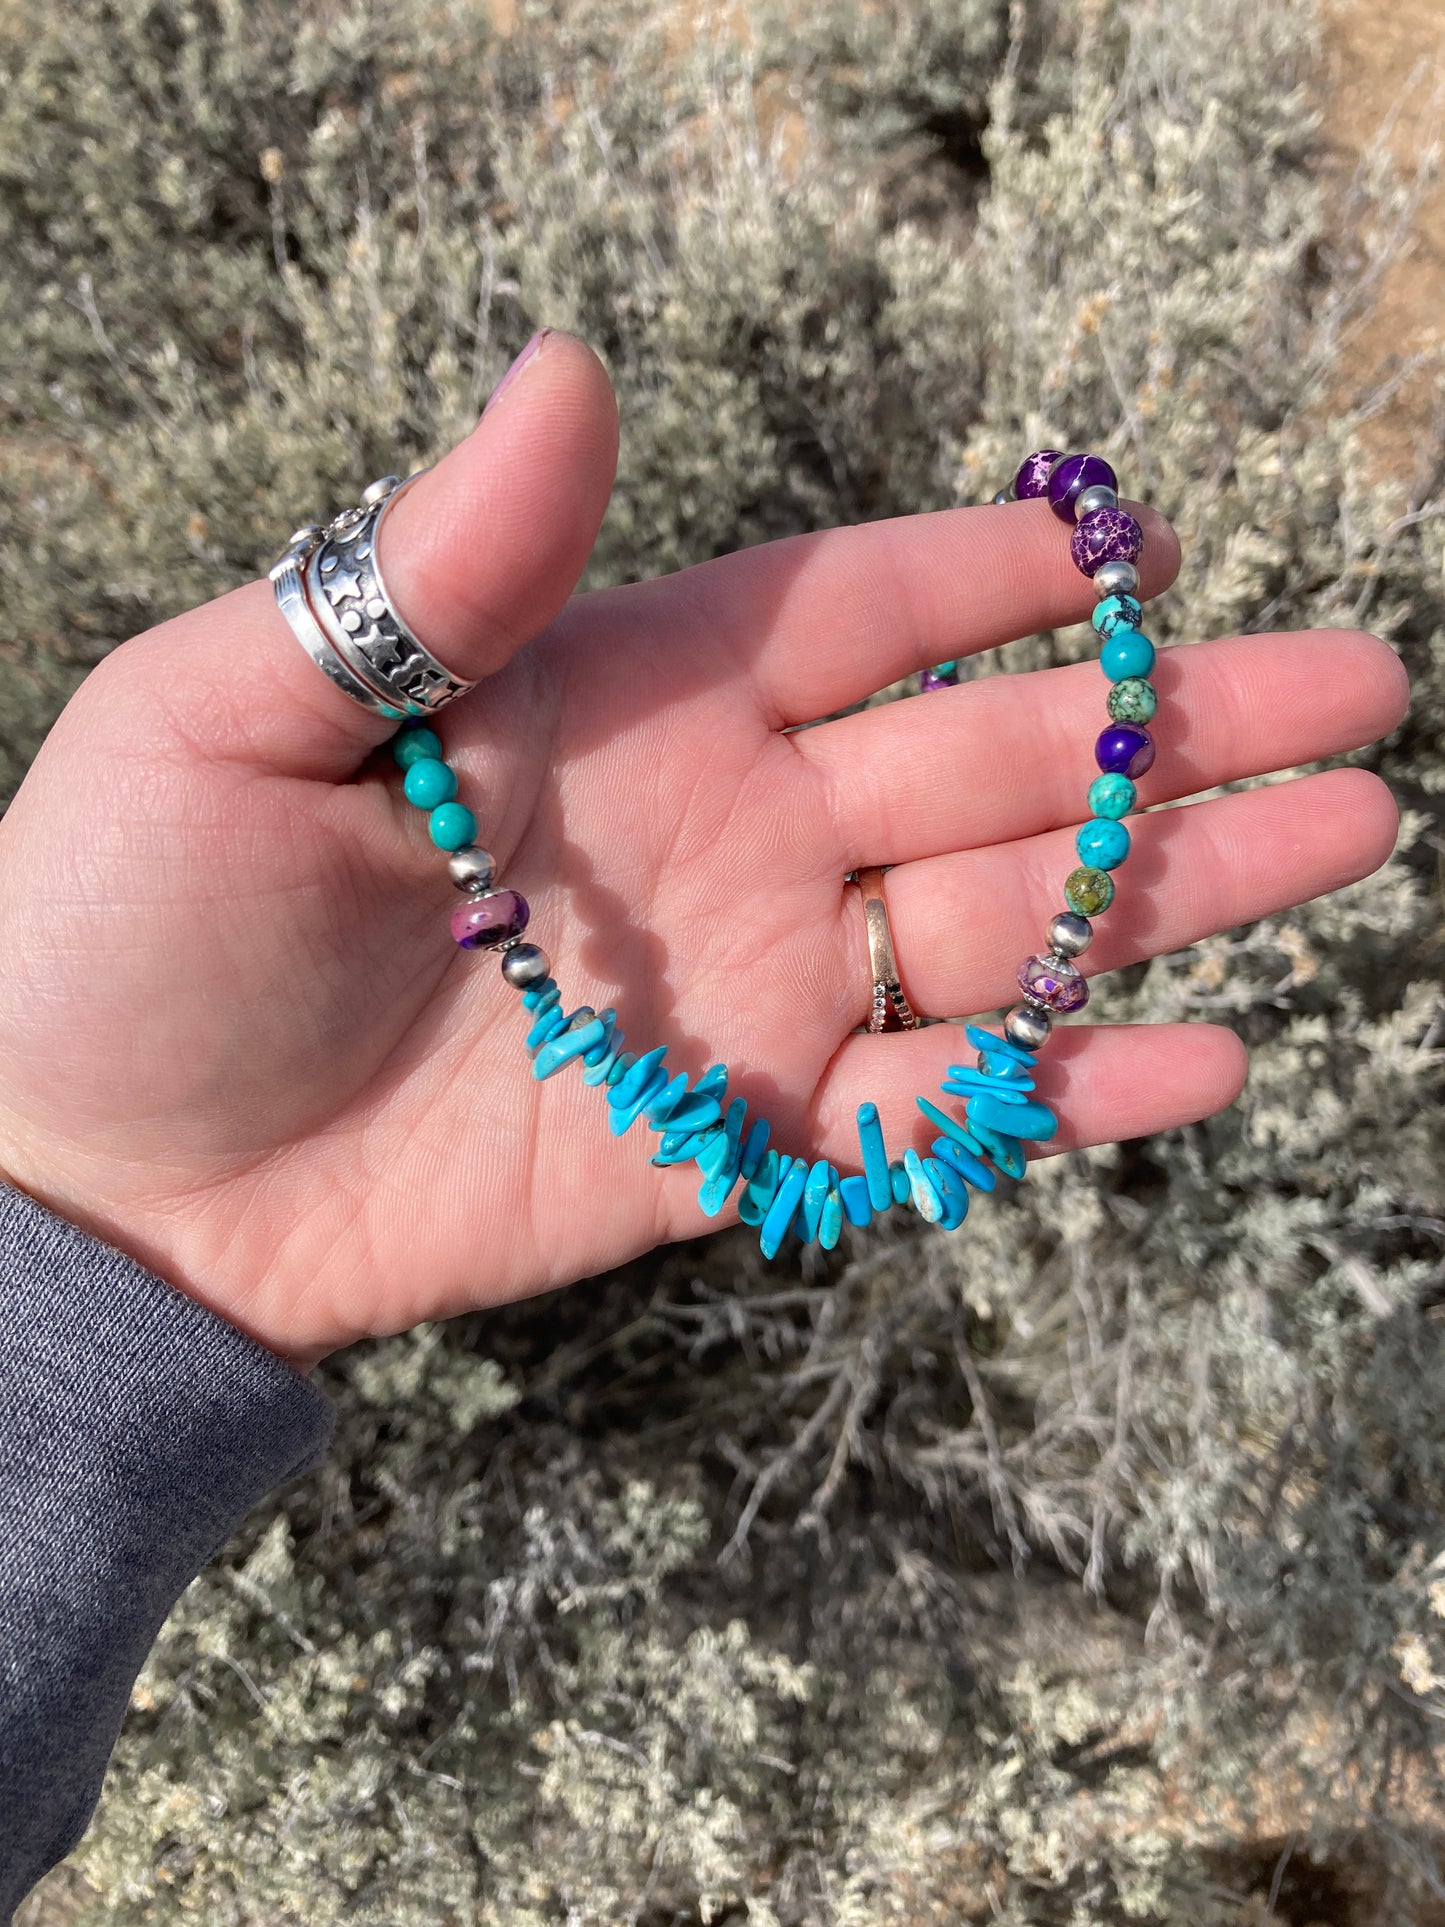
[483,329,553,416]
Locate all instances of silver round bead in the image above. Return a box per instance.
[1046,911,1093,958]
[1004,1001,1052,1050]
[362,475,402,507]
[1075,483,1118,518]
[501,943,550,988]
[992,489,1011,506]
[1093,558,1140,598]
[447,844,497,893]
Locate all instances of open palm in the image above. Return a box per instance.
[0,335,1408,1368]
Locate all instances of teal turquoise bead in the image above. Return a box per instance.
[739,1117,770,1181]
[902,1147,942,1223]
[1087,773,1136,820]
[522,978,559,1012]
[698,1097,746,1178]
[1076,816,1131,870]
[964,1025,1036,1069]
[839,1175,872,1225]
[525,1004,568,1052]
[653,1124,720,1166]
[694,1063,730,1102]
[738,1149,782,1226]
[1091,593,1143,640]
[967,1115,1027,1180]
[608,1067,669,1135]
[1100,628,1156,681]
[583,1009,617,1061]
[607,1050,637,1088]
[760,1158,809,1259]
[609,1045,668,1108]
[889,1160,911,1206]
[967,1091,1057,1142]
[645,1073,691,1128]
[942,1068,1029,1102]
[699,1101,748,1215]
[857,1102,893,1213]
[393,726,443,769]
[652,1089,722,1136]
[819,1189,844,1250]
[932,1135,996,1193]
[915,1095,987,1155]
[1107,676,1157,724]
[927,1156,968,1230]
[581,1039,624,1086]
[403,757,458,809]
[800,1159,833,1243]
[533,1015,607,1078]
[428,801,477,850]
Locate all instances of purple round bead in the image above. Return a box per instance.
[1013,448,1065,499]
[1095,722,1155,779]
[1018,953,1089,1014]
[1070,507,1143,577]
[919,668,954,692]
[451,888,530,949]
[1047,453,1118,522]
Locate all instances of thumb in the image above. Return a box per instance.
[101,329,619,778]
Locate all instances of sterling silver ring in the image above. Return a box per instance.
[269,471,477,719]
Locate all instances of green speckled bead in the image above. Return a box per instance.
[428,801,477,850]
[1107,676,1157,724]
[1087,772,1136,819]
[403,757,458,809]
[393,726,443,769]
[1065,864,1115,916]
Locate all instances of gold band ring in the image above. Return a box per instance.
[855,867,918,1033]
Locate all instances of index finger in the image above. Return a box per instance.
[667,494,1181,727]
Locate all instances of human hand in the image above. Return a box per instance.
[0,332,1409,1368]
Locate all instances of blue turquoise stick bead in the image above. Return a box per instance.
[698,1106,748,1215]
[652,1124,721,1166]
[608,1067,670,1135]
[941,1068,1030,1102]
[1076,817,1131,870]
[694,1063,730,1102]
[583,1010,618,1062]
[533,1015,608,1079]
[525,1004,569,1052]
[889,1160,911,1206]
[964,1025,1036,1069]
[738,1149,782,1226]
[1091,592,1143,640]
[739,1117,770,1181]
[1099,628,1156,682]
[428,801,477,850]
[967,1115,1028,1179]
[522,978,559,1011]
[915,1095,988,1155]
[697,1098,746,1178]
[839,1174,872,1226]
[402,757,458,808]
[607,1050,637,1088]
[644,1073,691,1128]
[967,1091,1057,1142]
[759,1158,810,1260]
[393,725,443,769]
[950,1055,1031,1087]
[798,1159,833,1243]
[927,1156,968,1230]
[1087,773,1136,820]
[932,1135,997,1192]
[819,1189,844,1250]
[857,1101,894,1213]
[652,1089,723,1136]
[608,1045,668,1109]
[902,1147,943,1223]
[581,1042,624,1086]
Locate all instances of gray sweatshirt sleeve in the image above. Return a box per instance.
[0,1180,336,1919]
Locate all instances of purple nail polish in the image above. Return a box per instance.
[482,329,553,415]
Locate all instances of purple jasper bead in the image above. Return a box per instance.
[919,668,954,692]
[1048,453,1118,522]
[1070,507,1143,577]
[452,888,530,949]
[1018,953,1089,1013]
[1095,722,1155,779]
[1013,448,1064,499]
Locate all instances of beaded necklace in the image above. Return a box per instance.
[388,448,1157,1258]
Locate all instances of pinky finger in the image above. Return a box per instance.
[812,1019,1249,1169]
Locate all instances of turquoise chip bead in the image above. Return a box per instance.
[1076,816,1131,870]
[950,1056,1031,1086]
[428,802,477,850]
[652,1090,722,1136]
[903,1147,942,1223]
[583,1010,617,1062]
[799,1159,833,1243]
[964,1025,1036,1069]
[760,1158,810,1260]
[609,1045,668,1108]
[654,1122,721,1165]
[932,1135,996,1193]
[857,1101,894,1213]
[393,726,443,769]
[607,1050,637,1088]
[644,1072,691,1128]
[1092,592,1143,640]
[967,1115,1027,1180]
[521,978,560,1011]
[403,757,458,809]
[581,1040,623,1086]
[525,1004,568,1052]
[694,1063,730,1102]
[927,1156,968,1230]
[698,1103,748,1215]
[1100,628,1156,681]
[915,1095,987,1155]
[967,1091,1057,1142]
[1087,773,1136,820]
[608,1067,669,1135]
[533,1015,607,1079]
[889,1160,911,1206]
[839,1175,872,1226]
[739,1117,770,1181]
[819,1189,844,1250]
[738,1149,782,1226]
[941,1069,1029,1102]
